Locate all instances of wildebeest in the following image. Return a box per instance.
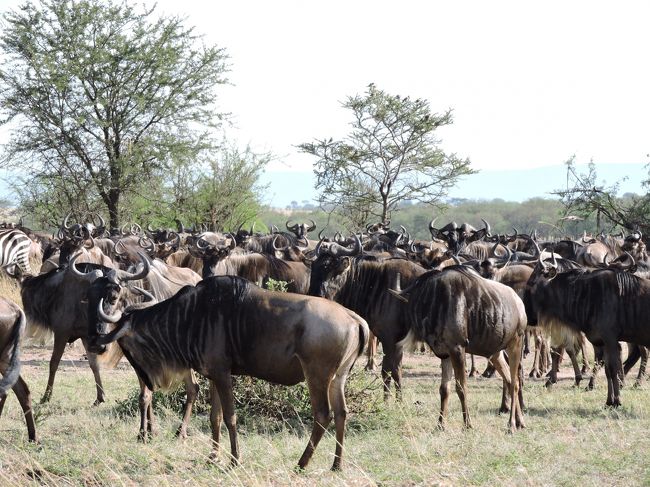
[0,297,37,442]
[524,254,650,407]
[89,275,369,471]
[394,265,526,432]
[20,252,146,405]
[308,236,425,399]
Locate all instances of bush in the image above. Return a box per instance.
[113,369,383,432]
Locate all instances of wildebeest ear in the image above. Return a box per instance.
[341,256,352,270]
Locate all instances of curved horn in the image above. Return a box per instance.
[314,237,326,257]
[272,235,285,251]
[286,220,295,232]
[270,224,279,234]
[481,219,491,237]
[62,212,72,230]
[492,240,505,258]
[250,222,256,235]
[146,224,154,233]
[120,223,130,236]
[114,239,128,256]
[329,234,362,257]
[306,219,316,232]
[224,233,236,250]
[98,298,122,324]
[428,217,438,235]
[132,286,157,303]
[168,231,180,248]
[196,236,211,250]
[119,252,150,282]
[69,251,90,278]
[603,253,609,267]
[138,236,155,254]
[96,214,105,228]
[236,222,244,234]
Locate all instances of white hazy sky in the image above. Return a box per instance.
[2,0,650,174]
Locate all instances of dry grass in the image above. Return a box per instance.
[1,274,650,485]
[1,347,650,486]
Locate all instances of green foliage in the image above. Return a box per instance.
[553,156,650,233]
[299,83,475,225]
[265,278,289,293]
[113,370,382,432]
[0,0,229,228]
[260,196,603,240]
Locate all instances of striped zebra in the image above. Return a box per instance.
[0,229,34,276]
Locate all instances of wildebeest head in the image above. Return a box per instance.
[286,219,316,239]
[308,235,362,298]
[622,230,646,261]
[272,234,308,262]
[82,252,153,354]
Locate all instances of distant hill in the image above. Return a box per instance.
[259,163,647,208]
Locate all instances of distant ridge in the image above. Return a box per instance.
[260,163,647,208]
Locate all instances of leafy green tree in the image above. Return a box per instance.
[0,0,228,228]
[299,83,475,224]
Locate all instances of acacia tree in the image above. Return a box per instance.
[553,156,650,233]
[299,84,474,225]
[0,0,228,228]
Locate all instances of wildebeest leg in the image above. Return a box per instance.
[0,393,6,416]
[137,377,153,442]
[635,346,648,388]
[588,345,604,390]
[298,371,334,470]
[381,352,392,400]
[540,338,551,374]
[450,348,471,429]
[329,373,349,471]
[506,335,525,432]
[391,346,404,402]
[468,354,478,377]
[529,332,542,378]
[481,359,496,378]
[208,380,223,462]
[579,334,591,375]
[490,351,511,414]
[438,357,453,430]
[12,376,37,442]
[604,344,622,407]
[365,332,377,371]
[42,334,67,403]
[212,373,240,466]
[81,339,105,405]
[176,371,199,439]
[566,347,583,387]
[545,347,561,387]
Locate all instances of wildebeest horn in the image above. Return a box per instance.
[329,234,361,257]
[120,252,150,282]
[114,239,128,256]
[314,237,326,256]
[250,222,255,235]
[317,228,326,241]
[603,253,609,267]
[306,219,316,232]
[95,214,105,228]
[272,235,285,251]
[236,222,244,234]
[492,241,506,258]
[120,223,130,236]
[98,298,122,324]
[429,217,438,235]
[132,286,157,303]
[174,219,185,234]
[481,219,491,237]
[196,236,211,250]
[69,252,87,277]
[168,232,180,248]
[270,224,278,234]
[623,251,636,272]
[62,212,72,230]
[225,233,237,250]
[146,224,154,234]
[138,236,155,254]
[286,220,298,232]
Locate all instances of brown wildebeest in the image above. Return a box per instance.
[393,265,526,432]
[89,275,369,471]
[0,297,37,442]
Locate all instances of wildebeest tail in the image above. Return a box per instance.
[0,308,26,396]
[357,320,369,359]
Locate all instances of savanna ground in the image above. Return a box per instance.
[1,273,649,486]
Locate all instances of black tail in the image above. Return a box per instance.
[357,321,369,359]
[0,309,26,396]
[623,343,641,376]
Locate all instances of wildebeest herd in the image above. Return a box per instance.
[0,215,648,470]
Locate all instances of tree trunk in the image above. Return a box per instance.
[108,188,120,231]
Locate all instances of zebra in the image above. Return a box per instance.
[0,229,34,276]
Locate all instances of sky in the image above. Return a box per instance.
[1,0,649,205]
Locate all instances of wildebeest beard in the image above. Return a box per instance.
[104,276,254,391]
